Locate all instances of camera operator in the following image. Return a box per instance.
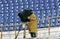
[18,10,38,38]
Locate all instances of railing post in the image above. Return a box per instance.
[0,26,1,39]
[15,25,16,39]
[48,18,50,36]
[0,26,2,39]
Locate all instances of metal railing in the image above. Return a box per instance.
[0,16,60,39]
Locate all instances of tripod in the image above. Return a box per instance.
[15,23,26,39]
[15,30,20,39]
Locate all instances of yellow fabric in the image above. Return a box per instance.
[28,13,38,33]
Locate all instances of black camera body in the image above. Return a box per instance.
[18,10,33,22]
